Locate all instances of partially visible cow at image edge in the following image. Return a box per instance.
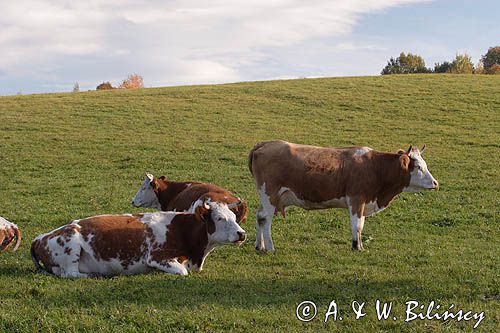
[0,217,21,253]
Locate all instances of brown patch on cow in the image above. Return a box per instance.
[249,140,415,217]
[201,192,247,224]
[149,213,212,268]
[195,205,216,235]
[151,177,248,224]
[64,247,72,255]
[177,256,187,264]
[78,215,146,269]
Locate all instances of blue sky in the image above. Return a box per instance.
[0,0,497,95]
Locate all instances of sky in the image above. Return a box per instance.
[0,0,498,95]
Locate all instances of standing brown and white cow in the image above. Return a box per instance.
[248,140,438,252]
[31,200,246,278]
[131,173,247,224]
[0,217,21,253]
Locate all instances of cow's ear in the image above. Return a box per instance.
[149,178,159,191]
[195,205,210,222]
[399,154,410,170]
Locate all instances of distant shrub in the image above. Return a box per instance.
[449,54,474,74]
[481,46,500,74]
[433,61,452,73]
[488,64,500,74]
[96,82,114,90]
[381,52,429,74]
[119,74,144,89]
[474,60,484,74]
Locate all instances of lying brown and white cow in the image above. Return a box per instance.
[248,140,438,252]
[0,217,21,253]
[31,200,246,278]
[131,173,247,224]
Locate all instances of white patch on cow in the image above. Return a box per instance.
[44,229,87,278]
[0,216,18,230]
[131,175,161,209]
[364,200,386,217]
[140,212,176,245]
[404,150,438,192]
[348,199,366,251]
[207,202,245,244]
[353,147,372,156]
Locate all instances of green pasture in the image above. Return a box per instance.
[0,74,498,332]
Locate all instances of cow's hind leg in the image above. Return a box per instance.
[256,185,276,252]
[50,231,88,278]
[255,205,265,251]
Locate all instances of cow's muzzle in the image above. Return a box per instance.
[234,231,246,244]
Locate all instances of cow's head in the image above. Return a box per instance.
[195,199,246,245]
[131,173,163,209]
[400,145,439,192]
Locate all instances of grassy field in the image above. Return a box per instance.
[0,74,498,332]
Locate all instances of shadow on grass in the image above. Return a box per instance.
[23,272,458,310]
[0,263,35,278]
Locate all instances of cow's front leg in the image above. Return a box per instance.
[255,204,275,252]
[349,203,365,251]
[147,259,188,276]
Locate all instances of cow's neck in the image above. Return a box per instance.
[375,153,412,207]
[156,181,192,210]
[168,215,210,269]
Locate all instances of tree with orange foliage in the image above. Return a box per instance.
[119,74,144,89]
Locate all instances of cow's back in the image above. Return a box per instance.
[249,140,376,209]
[167,184,247,223]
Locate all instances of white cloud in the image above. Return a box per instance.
[0,0,432,93]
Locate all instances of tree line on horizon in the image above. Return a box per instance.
[96,74,144,90]
[381,46,500,75]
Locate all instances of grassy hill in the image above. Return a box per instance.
[0,75,498,332]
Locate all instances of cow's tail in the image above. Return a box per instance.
[30,238,49,274]
[248,141,271,176]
